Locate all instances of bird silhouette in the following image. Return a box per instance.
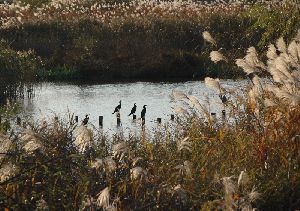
[82,114,89,125]
[141,105,147,119]
[112,100,121,114]
[128,103,137,116]
[219,94,227,104]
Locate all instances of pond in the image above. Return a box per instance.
[21,80,248,134]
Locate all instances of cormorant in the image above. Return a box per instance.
[128,103,137,116]
[141,105,147,119]
[82,114,89,125]
[112,100,122,114]
[219,94,227,104]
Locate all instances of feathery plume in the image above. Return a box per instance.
[276,37,287,53]
[237,170,249,187]
[174,106,188,115]
[104,156,117,172]
[202,31,217,46]
[222,176,235,195]
[171,90,188,100]
[210,51,228,63]
[91,158,103,171]
[130,166,147,180]
[112,142,128,161]
[0,162,19,183]
[74,125,93,153]
[204,77,221,92]
[177,136,192,152]
[248,187,260,202]
[267,44,278,60]
[96,187,110,208]
[236,58,255,75]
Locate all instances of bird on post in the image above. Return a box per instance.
[128,103,137,116]
[141,105,147,119]
[219,94,227,104]
[82,114,89,125]
[112,100,122,114]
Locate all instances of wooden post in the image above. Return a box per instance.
[157,118,162,124]
[99,116,103,128]
[117,112,121,127]
[142,118,145,126]
[171,114,175,121]
[222,110,226,119]
[75,116,78,123]
[17,117,21,126]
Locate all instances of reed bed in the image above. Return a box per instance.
[0,30,300,210]
[0,0,299,80]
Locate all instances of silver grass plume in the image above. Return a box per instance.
[103,156,117,172]
[91,158,103,171]
[288,40,299,63]
[130,166,147,180]
[210,51,228,63]
[237,170,249,187]
[0,133,11,162]
[112,142,128,161]
[248,187,261,203]
[96,187,110,208]
[177,136,192,152]
[276,37,287,53]
[236,59,255,75]
[245,47,266,70]
[204,77,222,92]
[0,162,19,183]
[267,44,278,60]
[202,31,217,46]
[74,125,93,153]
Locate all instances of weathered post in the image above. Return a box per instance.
[75,116,78,123]
[222,110,226,119]
[17,117,21,126]
[142,118,145,126]
[171,114,175,121]
[117,112,121,127]
[157,118,162,124]
[99,116,103,128]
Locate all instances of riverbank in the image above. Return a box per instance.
[0,0,298,81]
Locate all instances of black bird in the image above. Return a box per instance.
[219,94,227,104]
[82,114,89,125]
[128,103,137,116]
[112,100,122,114]
[141,105,147,119]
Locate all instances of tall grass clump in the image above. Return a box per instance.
[0,29,300,210]
[0,40,42,105]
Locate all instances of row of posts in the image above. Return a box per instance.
[0,111,225,128]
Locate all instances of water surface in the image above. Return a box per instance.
[22,80,248,133]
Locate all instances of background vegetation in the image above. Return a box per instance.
[0,0,299,81]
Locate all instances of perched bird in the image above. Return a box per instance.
[219,94,227,104]
[112,100,122,114]
[141,105,147,119]
[128,103,137,116]
[82,114,89,125]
